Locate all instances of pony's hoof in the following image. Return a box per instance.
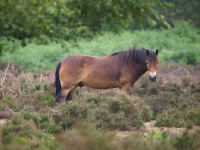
[56,102,61,105]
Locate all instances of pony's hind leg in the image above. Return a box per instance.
[66,85,78,101]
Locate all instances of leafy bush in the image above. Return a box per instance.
[155,109,185,127]
[140,106,153,122]
[0,0,163,40]
[39,93,55,107]
[1,21,200,71]
[173,130,200,150]
[0,95,17,111]
[185,110,200,126]
[171,51,197,65]
[2,117,60,149]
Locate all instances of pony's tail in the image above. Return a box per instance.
[55,62,61,97]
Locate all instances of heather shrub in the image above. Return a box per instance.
[0,95,17,111]
[2,116,60,149]
[173,130,200,150]
[53,91,145,131]
[181,77,190,87]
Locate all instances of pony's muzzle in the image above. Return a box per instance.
[149,71,157,82]
[149,75,156,82]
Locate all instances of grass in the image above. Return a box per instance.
[1,21,200,71]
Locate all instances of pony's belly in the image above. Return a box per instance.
[82,79,119,89]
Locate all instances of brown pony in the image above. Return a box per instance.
[55,47,159,103]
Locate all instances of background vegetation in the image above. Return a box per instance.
[0,0,200,149]
[1,21,200,71]
[0,0,167,40]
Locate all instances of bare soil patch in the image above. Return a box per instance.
[0,119,6,125]
[116,120,200,139]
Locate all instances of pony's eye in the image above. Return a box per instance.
[146,61,149,64]
[156,61,159,64]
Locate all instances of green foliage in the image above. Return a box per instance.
[0,95,17,111]
[39,93,56,107]
[1,21,200,71]
[173,130,196,150]
[171,51,196,65]
[1,40,66,70]
[155,109,185,127]
[148,130,165,143]
[12,115,24,125]
[2,116,60,149]
[140,106,153,122]
[0,0,165,40]
[160,0,200,27]
[155,108,200,128]
[185,110,200,126]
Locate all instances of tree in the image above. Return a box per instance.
[159,0,200,27]
[0,0,168,40]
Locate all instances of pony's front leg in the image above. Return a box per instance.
[66,85,78,101]
[121,83,131,93]
[56,89,70,104]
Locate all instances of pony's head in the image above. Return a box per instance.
[145,50,159,82]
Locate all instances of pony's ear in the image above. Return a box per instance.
[146,50,149,56]
[156,50,158,55]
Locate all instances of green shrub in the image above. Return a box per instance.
[110,100,121,113]
[155,105,200,127]
[0,95,17,111]
[2,21,200,71]
[155,111,184,127]
[2,117,60,149]
[185,111,200,126]
[12,115,24,125]
[39,93,55,107]
[22,111,34,121]
[173,130,195,150]
[87,96,103,105]
[171,51,197,65]
[40,122,62,134]
[2,126,12,144]
[140,106,153,122]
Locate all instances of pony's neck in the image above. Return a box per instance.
[132,63,147,82]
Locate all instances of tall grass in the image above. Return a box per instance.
[1,21,200,71]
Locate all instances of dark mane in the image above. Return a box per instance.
[110,47,156,64]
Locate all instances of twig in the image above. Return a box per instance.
[1,63,10,84]
[46,106,62,115]
[21,71,30,92]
